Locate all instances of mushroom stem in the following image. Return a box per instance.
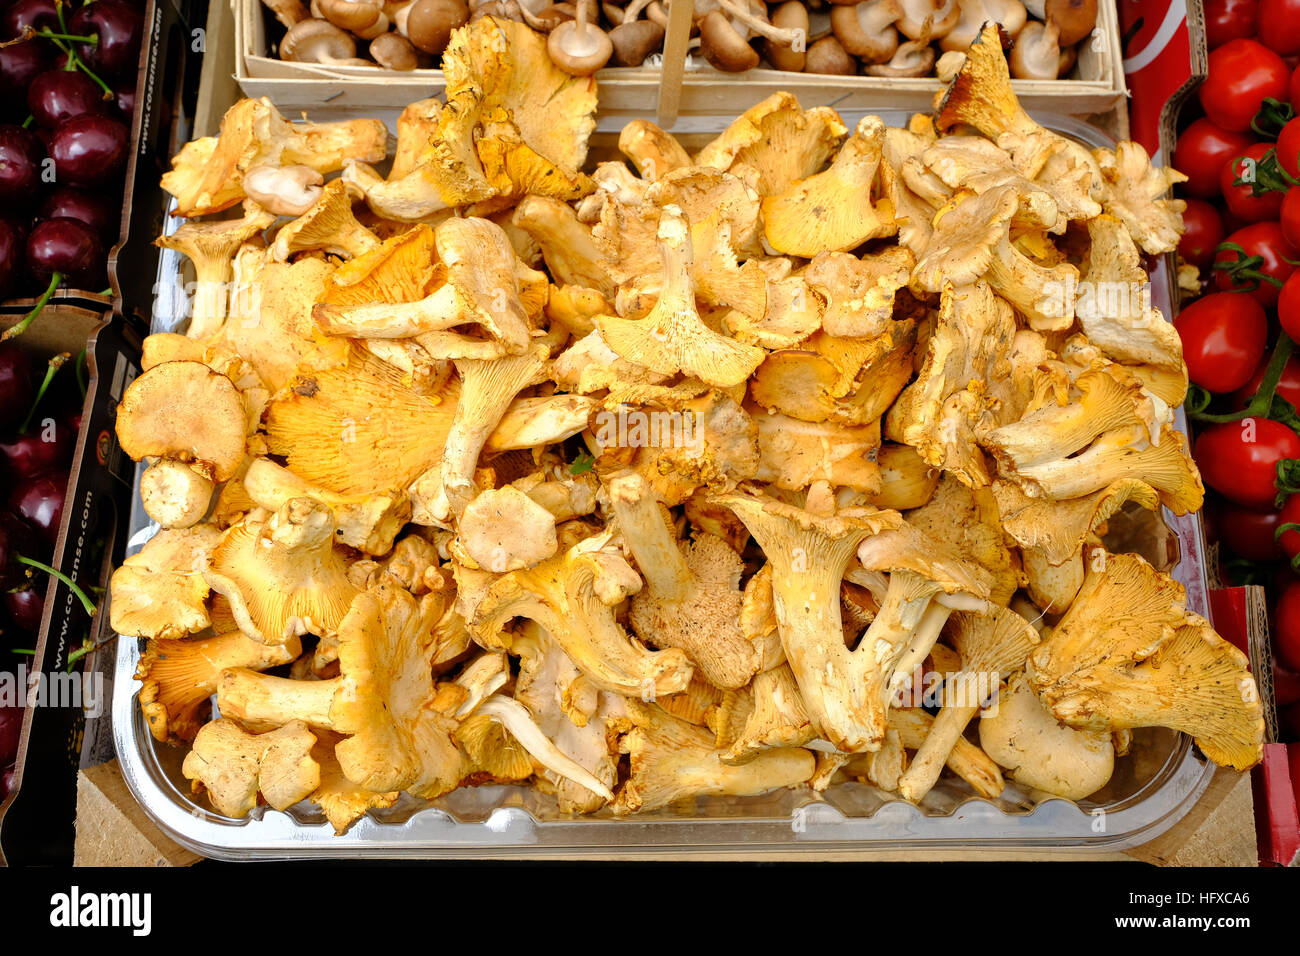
[476,695,616,800]
[715,0,804,44]
[607,472,691,601]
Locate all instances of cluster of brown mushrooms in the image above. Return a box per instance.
[260,0,1098,78]
[114,19,1263,834]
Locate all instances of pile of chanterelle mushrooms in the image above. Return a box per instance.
[112,18,1262,834]
[259,0,1097,80]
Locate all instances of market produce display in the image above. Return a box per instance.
[0,0,144,333]
[114,17,1263,833]
[0,340,96,802]
[257,0,1098,79]
[1177,0,1300,745]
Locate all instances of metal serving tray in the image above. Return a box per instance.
[110,106,1221,859]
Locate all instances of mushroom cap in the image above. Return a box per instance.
[699,10,761,71]
[317,0,386,32]
[979,673,1114,800]
[803,34,857,74]
[547,16,614,74]
[401,0,470,53]
[369,31,420,69]
[116,361,247,482]
[609,17,664,65]
[1046,0,1096,46]
[280,18,358,61]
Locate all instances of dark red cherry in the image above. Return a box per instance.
[9,471,67,548]
[2,0,59,40]
[0,124,46,206]
[27,70,107,129]
[0,39,51,103]
[0,343,34,431]
[0,218,24,299]
[26,217,104,288]
[49,113,127,186]
[69,0,143,79]
[3,579,44,632]
[39,186,117,242]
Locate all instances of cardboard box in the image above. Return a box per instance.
[0,312,143,866]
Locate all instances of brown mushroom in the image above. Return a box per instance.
[863,32,933,74]
[398,0,469,54]
[804,33,856,73]
[896,0,957,38]
[1046,0,1096,46]
[317,0,389,37]
[280,18,377,63]
[699,10,760,70]
[1009,19,1060,78]
[517,0,575,29]
[610,16,665,64]
[370,30,421,68]
[831,0,902,62]
[765,1,808,70]
[548,0,614,74]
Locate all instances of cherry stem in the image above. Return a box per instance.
[2,272,62,342]
[14,556,96,616]
[67,635,115,670]
[36,29,98,42]
[74,346,87,400]
[19,353,68,435]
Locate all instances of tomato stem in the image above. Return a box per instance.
[1189,333,1295,424]
[1252,97,1296,138]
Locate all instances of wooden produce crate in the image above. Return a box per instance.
[235,0,1127,125]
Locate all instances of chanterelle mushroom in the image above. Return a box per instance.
[597,204,764,389]
[612,700,815,813]
[116,361,247,530]
[219,584,457,794]
[1028,550,1264,771]
[182,718,320,818]
[205,497,361,645]
[712,491,903,752]
[762,116,899,257]
[980,672,1114,799]
[469,530,695,699]
[608,472,760,689]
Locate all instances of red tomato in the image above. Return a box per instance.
[1200,39,1290,131]
[1204,0,1260,48]
[1213,500,1285,560]
[1214,221,1299,307]
[1173,118,1256,198]
[1283,187,1300,249]
[1179,199,1226,267]
[1220,143,1286,221]
[1232,351,1300,408]
[1279,118,1300,180]
[1174,291,1268,392]
[1195,417,1300,507]
[1281,272,1300,343]
[1277,493,1300,559]
[1275,580,1300,671]
[1292,61,1300,109]
[1261,0,1300,55]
